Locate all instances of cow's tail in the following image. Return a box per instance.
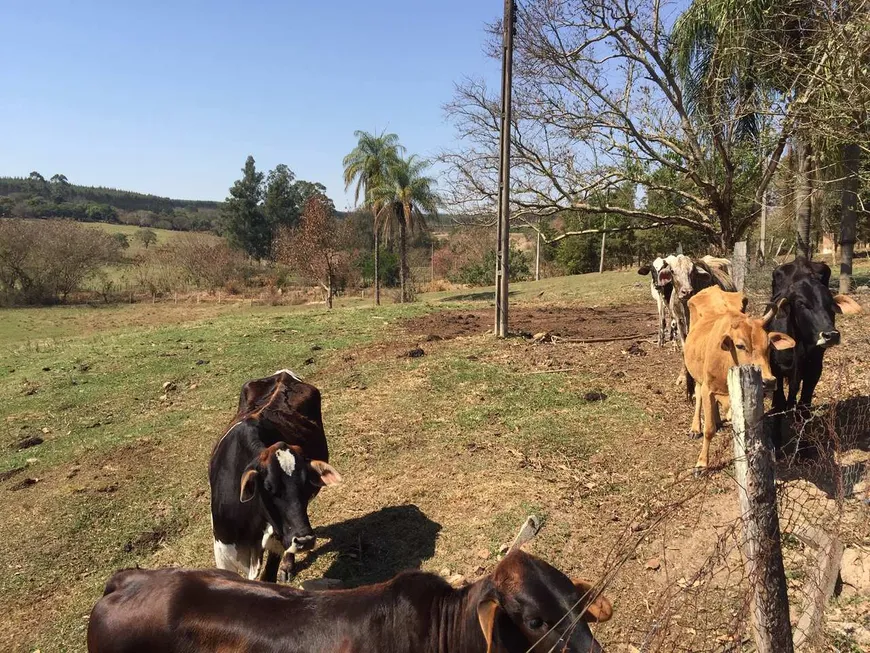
[685,371,696,403]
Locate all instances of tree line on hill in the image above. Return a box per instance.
[0,172,223,231]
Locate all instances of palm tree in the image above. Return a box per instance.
[670,0,838,262]
[342,130,403,305]
[370,155,439,303]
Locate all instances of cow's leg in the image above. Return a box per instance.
[689,384,703,438]
[652,284,665,347]
[214,539,260,580]
[785,372,801,409]
[277,551,297,583]
[797,349,825,408]
[772,376,787,413]
[260,550,282,583]
[695,391,718,472]
[261,527,288,583]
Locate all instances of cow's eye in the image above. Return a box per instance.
[264,480,276,493]
[735,343,746,351]
[527,617,544,630]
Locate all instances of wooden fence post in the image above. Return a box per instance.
[728,365,794,653]
[733,241,748,292]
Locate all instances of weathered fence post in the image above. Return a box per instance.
[728,365,794,653]
[733,241,748,292]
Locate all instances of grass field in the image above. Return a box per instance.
[91,223,217,255]
[1,267,869,651]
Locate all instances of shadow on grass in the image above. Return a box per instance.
[773,395,870,499]
[299,504,441,586]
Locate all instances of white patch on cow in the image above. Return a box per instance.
[276,448,296,477]
[817,334,830,347]
[214,539,260,580]
[262,524,285,555]
[272,369,302,381]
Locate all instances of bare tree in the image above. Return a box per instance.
[442,0,798,249]
[274,193,349,308]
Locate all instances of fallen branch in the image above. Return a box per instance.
[557,332,656,344]
[521,368,575,375]
[510,515,543,552]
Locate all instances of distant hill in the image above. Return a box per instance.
[0,176,223,232]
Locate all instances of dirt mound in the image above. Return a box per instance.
[402,304,658,340]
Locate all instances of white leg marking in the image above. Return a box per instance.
[214,539,261,580]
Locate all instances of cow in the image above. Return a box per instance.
[667,255,737,392]
[209,370,342,583]
[637,255,678,347]
[767,258,862,413]
[87,549,613,653]
[683,287,796,471]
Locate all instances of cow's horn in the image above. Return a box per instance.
[509,515,542,553]
[761,297,787,325]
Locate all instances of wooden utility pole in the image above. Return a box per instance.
[494,0,515,338]
[728,365,794,653]
[733,241,747,292]
[599,216,607,274]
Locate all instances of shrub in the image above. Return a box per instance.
[167,234,248,289]
[0,219,122,304]
[454,246,531,286]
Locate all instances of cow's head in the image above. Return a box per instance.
[772,263,862,349]
[638,257,673,291]
[476,550,612,653]
[720,303,796,387]
[239,443,341,553]
[669,255,711,300]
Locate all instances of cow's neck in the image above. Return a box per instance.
[430,579,490,653]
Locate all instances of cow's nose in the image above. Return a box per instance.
[820,330,840,346]
[290,535,316,552]
[679,288,692,299]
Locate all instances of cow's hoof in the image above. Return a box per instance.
[688,430,702,440]
[693,466,708,478]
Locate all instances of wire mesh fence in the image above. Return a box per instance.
[586,356,870,652]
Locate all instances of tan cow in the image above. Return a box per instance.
[684,287,795,470]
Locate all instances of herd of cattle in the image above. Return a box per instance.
[638,255,861,470]
[83,255,860,652]
[87,370,613,652]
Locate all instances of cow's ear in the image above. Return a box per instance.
[638,265,651,275]
[768,332,796,351]
[694,264,711,276]
[572,579,613,623]
[720,334,733,351]
[833,294,862,315]
[239,469,259,503]
[476,598,500,652]
[308,460,342,487]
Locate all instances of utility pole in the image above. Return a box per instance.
[494,0,516,338]
[599,216,607,274]
[535,222,541,281]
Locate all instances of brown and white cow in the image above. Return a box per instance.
[684,288,795,470]
[209,370,341,582]
[87,549,613,653]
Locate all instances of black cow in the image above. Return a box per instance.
[209,370,341,582]
[768,258,862,412]
[87,549,613,653]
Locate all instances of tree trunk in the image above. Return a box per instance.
[399,210,409,303]
[373,228,380,306]
[839,142,860,294]
[795,139,814,260]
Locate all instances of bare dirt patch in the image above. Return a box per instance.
[401,304,658,340]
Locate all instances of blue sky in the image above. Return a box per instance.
[0,1,501,209]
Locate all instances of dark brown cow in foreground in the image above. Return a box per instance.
[87,549,613,653]
[210,370,341,583]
